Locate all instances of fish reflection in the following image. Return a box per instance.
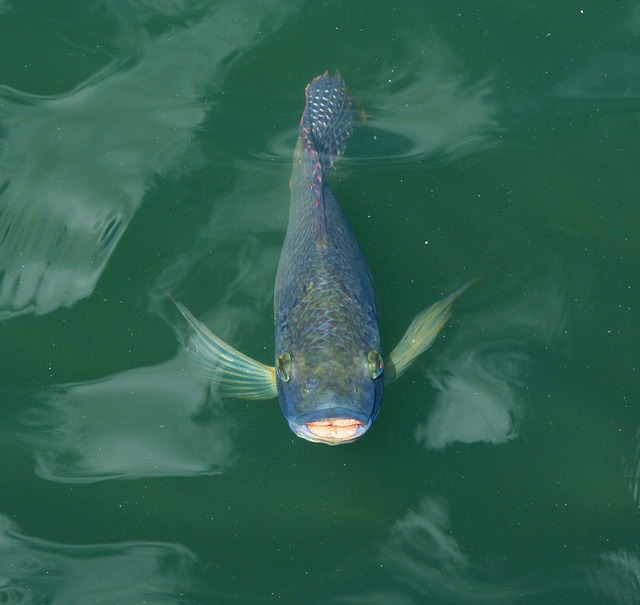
[0,514,197,603]
[172,73,471,445]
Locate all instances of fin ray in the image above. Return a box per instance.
[385,281,475,384]
[172,299,277,400]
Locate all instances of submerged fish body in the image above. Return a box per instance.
[172,72,471,445]
[274,73,382,443]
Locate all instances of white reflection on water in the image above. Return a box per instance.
[629,426,640,508]
[360,38,498,163]
[379,497,539,604]
[17,158,284,483]
[588,549,640,604]
[326,496,541,605]
[22,351,234,483]
[416,273,569,450]
[382,498,470,591]
[324,497,640,605]
[417,343,527,450]
[0,514,197,604]
[0,0,297,320]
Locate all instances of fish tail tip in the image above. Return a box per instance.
[302,71,353,169]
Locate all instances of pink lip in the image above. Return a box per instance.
[305,418,364,442]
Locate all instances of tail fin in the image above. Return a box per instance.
[301,71,353,171]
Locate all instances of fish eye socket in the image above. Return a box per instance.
[276,351,292,382]
[367,349,384,380]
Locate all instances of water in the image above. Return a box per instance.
[1,1,639,603]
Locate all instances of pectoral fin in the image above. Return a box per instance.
[385,281,475,384]
[172,299,277,400]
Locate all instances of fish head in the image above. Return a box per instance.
[275,348,384,445]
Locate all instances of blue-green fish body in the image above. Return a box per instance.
[274,73,382,443]
[172,73,471,445]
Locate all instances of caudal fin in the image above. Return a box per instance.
[301,71,353,171]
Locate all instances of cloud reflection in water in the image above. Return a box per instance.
[23,351,234,483]
[361,38,499,163]
[324,496,640,605]
[588,549,640,604]
[628,424,640,508]
[16,154,287,483]
[0,0,298,320]
[0,514,197,604]
[325,497,540,605]
[416,274,569,450]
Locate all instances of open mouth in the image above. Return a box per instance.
[305,417,365,442]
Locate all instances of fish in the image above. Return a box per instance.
[172,72,471,445]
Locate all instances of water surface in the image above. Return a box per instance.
[1,1,639,603]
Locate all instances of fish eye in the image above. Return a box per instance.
[367,349,384,380]
[276,351,292,382]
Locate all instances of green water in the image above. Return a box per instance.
[1,1,639,603]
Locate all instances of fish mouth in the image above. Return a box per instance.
[296,417,369,445]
